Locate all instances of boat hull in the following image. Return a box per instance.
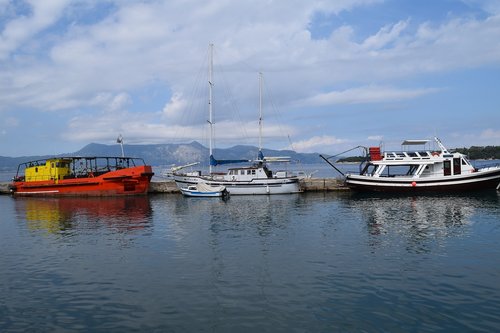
[345,168,500,193]
[180,188,227,197]
[10,166,154,196]
[174,175,301,195]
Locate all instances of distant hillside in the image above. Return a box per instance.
[336,156,365,163]
[0,155,52,171]
[453,146,500,160]
[0,142,322,170]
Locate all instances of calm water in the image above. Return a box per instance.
[1,192,499,332]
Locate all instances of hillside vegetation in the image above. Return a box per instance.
[453,146,500,160]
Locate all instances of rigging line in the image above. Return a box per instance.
[260,74,307,173]
[262,73,296,151]
[214,52,252,148]
[170,46,209,145]
[319,154,345,177]
[322,146,367,160]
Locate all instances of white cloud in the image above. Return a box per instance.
[108,93,131,112]
[296,85,441,107]
[62,107,293,149]
[0,0,69,59]
[480,128,500,139]
[87,92,131,112]
[367,135,383,141]
[163,93,188,119]
[463,0,500,15]
[0,0,500,154]
[2,1,498,115]
[290,135,346,152]
[362,20,409,50]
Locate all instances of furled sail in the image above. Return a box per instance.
[209,155,250,166]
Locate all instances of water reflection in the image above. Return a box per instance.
[346,193,499,253]
[163,194,302,238]
[2,191,499,331]
[14,196,152,234]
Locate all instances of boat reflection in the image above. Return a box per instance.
[162,194,302,241]
[348,193,499,253]
[14,196,152,234]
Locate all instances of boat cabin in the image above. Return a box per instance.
[224,165,272,181]
[22,158,72,182]
[14,157,148,183]
[362,142,475,179]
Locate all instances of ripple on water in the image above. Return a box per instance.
[1,193,499,331]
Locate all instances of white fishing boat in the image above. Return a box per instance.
[322,137,500,192]
[180,182,229,197]
[173,45,300,195]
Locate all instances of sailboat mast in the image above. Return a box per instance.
[258,72,263,160]
[208,43,214,174]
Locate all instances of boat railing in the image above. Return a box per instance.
[13,156,148,180]
[383,150,435,161]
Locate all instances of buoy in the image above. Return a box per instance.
[411,181,417,187]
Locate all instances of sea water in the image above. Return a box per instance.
[1,192,499,332]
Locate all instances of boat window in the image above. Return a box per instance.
[361,164,378,176]
[240,170,245,175]
[405,165,418,175]
[247,170,252,175]
[453,158,461,175]
[443,160,451,176]
[252,170,256,175]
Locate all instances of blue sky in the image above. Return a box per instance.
[1,0,499,157]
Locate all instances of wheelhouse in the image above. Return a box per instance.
[360,143,475,179]
[224,164,272,181]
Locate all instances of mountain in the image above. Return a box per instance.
[0,142,322,170]
[0,155,52,171]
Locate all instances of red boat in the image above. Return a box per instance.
[9,156,154,196]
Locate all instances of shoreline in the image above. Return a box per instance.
[0,178,348,195]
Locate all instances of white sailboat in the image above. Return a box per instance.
[173,44,301,195]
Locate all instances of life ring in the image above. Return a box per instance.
[432,152,440,157]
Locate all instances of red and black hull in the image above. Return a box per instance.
[346,168,500,193]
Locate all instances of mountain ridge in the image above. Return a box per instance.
[0,142,322,170]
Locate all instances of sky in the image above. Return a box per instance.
[1,0,499,157]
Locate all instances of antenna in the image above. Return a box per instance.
[117,134,124,157]
[434,137,449,154]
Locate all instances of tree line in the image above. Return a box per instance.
[453,146,500,160]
